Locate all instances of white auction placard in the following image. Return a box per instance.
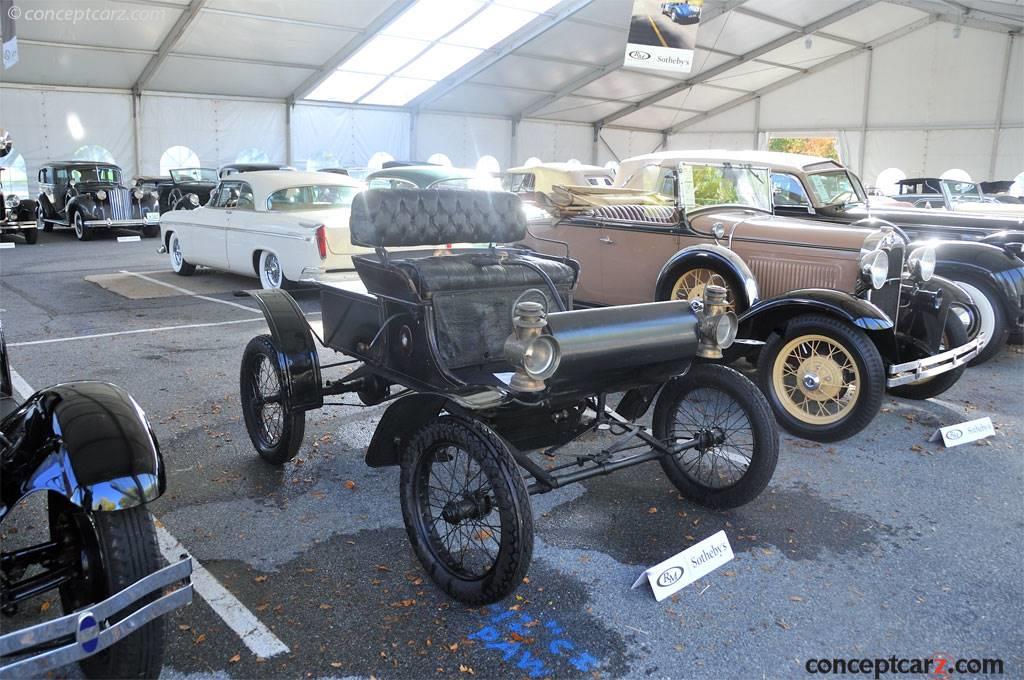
[929,416,995,448]
[117,235,142,243]
[632,530,734,602]
[623,0,701,74]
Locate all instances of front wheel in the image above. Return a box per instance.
[240,334,305,465]
[660,262,744,314]
[757,314,884,442]
[652,364,778,509]
[888,313,969,400]
[400,415,533,605]
[73,211,91,241]
[951,275,1007,366]
[22,227,38,244]
[168,232,196,276]
[49,497,165,679]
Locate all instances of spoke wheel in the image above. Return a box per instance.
[240,334,305,464]
[653,364,778,509]
[73,211,91,241]
[758,314,884,442]
[259,250,285,289]
[48,495,165,679]
[400,416,532,604]
[670,267,737,311]
[168,232,196,276]
[772,334,861,425]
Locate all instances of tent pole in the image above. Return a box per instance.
[858,48,873,178]
[132,92,142,177]
[989,32,1014,180]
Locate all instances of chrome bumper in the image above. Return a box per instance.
[887,335,983,387]
[84,219,153,228]
[0,219,35,230]
[0,558,192,679]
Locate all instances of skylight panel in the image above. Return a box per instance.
[360,77,437,106]
[342,34,430,75]
[397,43,483,81]
[307,71,385,103]
[493,0,562,13]
[384,0,485,41]
[443,4,538,49]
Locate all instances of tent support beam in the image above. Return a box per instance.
[663,15,937,135]
[285,102,293,166]
[752,96,761,149]
[132,92,142,177]
[133,0,208,94]
[858,48,873,176]
[596,0,879,128]
[510,119,519,167]
[989,32,1015,180]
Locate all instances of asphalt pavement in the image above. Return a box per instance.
[1,229,1021,679]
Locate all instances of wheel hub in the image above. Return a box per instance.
[796,356,843,400]
[441,493,492,524]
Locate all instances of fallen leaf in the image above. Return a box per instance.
[195,634,206,644]
[256,603,269,612]
[229,653,241,663]
[776,619,792,630]
[448,643,458,652]
[39,600,51,613]
[459,664,475,675]
[178,624,191,631]
[344,480,357,490]
[390,599,416,608]
[376,565,391,572]
[254,575,268,583]
[648,507,658,514]
[320,603,333,610]
[788,595,804,602]
[722,570,736,577]
[331,662,343,668]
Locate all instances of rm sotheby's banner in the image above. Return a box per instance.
[624,0,701,74]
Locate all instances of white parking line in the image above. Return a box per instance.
[8,367,290,659]
[119,270,260,313]
[155,526,290,658]
[7,318,266,347]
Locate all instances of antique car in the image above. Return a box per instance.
[159,170,368,288]
[525,153,981,442]
[218,162,295,178]
[136,168,219,213]
[661,1,702,24]
[36,161,161,240]
[239,188,779,604]
[759,153,1024,364]
[0,168,38,245]
[503,162,614,210]
[365,164,501,191]
[0,324,192,678]
[894,177,1024,216]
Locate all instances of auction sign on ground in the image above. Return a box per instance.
[624,0,701,74]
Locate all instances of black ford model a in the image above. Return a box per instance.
[239,188,779,604]
[0,327,192,678]
[36,161,162,241]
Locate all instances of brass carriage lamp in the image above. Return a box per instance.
[695,284,738,359]
[504,301,561,393]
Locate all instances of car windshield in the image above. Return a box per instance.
[678,163,772,212]
[171,168,218,183]
[805,170,863,206]
[942,179,984,203]
[70,166,120,184]
[266,184,361,211]
[431,176,503,191]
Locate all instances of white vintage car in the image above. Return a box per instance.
[159,171,368,289]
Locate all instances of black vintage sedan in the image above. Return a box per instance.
[136,168,219,213]
[37,161,161,240]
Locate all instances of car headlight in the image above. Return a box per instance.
[187,193,200,207]
[504,301,561,392]
[95,189,107,201]
[133,189,144,200]
[521,335,560,379]
[859,249,888,289]
[907,246,935,282]
[5,193,18,208]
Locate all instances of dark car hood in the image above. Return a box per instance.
[175,180,217,191]
[71,181,122,193]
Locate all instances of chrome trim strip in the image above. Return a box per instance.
[0,558,192,677]
[84,219,147,227]
[886,335,983,387]
[165,222,311,241]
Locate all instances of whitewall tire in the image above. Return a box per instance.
[73,212,91,241]
[258,250,286,290]
[953,278,1006,366]
[168,232,196,276]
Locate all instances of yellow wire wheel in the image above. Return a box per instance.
[670,268,736,311]
[771,333,861,425]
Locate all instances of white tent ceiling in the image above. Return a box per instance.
[3,0,1021,135]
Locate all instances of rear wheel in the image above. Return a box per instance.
[258,250,290,290]
[240,334,305,465]
[951,275,1007,365]
[73,211,91,241]
[757,314,884,442]
[652,364,778,509]
[888,313,969,400]
[38,205,52,232]
[400,415,533,605]
[49,496,165,679]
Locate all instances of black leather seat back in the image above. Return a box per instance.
[350,189,526,247]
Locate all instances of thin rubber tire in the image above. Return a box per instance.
[240,334,305,465]
[952,275,1007,366]
[73,211,91,241]
[888,313,970,400]
[400,415,533,605]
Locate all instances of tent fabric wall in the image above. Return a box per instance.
[598,128,664,165]
[292,104,409,170]
[515,121,590,167]
[415,114,511,170]
[0,87,135,180]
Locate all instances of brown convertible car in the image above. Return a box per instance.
[520,151,980,442]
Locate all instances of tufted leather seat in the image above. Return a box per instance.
[590,204,677,224]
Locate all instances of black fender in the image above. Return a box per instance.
[738,288,894,340]
[35,193,56,220]
[981,230,1024,250]
[13,198,37,222]
[0,381,165,519]
[654,243,759,309]
[65,194,97,222]
[915,239,1024,320]
[245,289,323,412]
[364,394,447,467]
